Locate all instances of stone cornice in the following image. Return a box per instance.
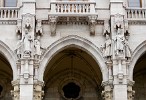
[0,20,17,25]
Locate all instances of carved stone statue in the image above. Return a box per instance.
[102,34,112,61]
[114,26,125,57]
[16,35,23,59]
[124,36,131,60]
[22,32,33,57]
[34,36,41,59]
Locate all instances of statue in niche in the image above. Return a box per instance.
[114,25,125,57]
[34,35,42,59]
[22,32,33,57]
[124,35,131,60]
[15,35,23,59]
[101,34,112,61]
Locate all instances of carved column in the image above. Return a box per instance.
[102,81,113,100]
[49,16,58,36]
[127,81,135,100]
[11,80,20,100]
[88,15,97,35]
[33,81,44,100]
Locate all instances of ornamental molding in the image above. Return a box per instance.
[0,20,17,25]
[128,20,146,25]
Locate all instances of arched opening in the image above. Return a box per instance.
[63,82,80,99]
[133,52,146,100]
[0,53,13,99]
[43,47,103,100]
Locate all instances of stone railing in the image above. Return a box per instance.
[126,8,146,19]
[0,7,19,20]
[50,1,96,16]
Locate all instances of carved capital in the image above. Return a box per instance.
[88,15,97,35]
[33,81,44,100]
[11,80,20,100]
[127,85,135,100]
[102,81,112,100]
[49,16,58,36]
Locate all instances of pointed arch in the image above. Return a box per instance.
[0,40,17,80]
[129,41,146,80]
[38,35,108,82]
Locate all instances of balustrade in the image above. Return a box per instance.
[0,7,19,19]
[50,1,96,15]
[126,8,146,19]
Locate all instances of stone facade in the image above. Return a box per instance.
[0,0,146,100]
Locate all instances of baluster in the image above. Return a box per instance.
[135,10,138,18]
[82,4,85,13]
[72,4,74,13]
[75,4,77,13]
[131,10,134,18]
[12,10,14,18]
[68,4,70,13]
[89,4,90,13]
[86,4,88,13]
[16,10,18,18]
[142,10,144,18]
[57,4,59,12]
[64,4,66,13]
[55,4,57,12]
[138,10,141,18]
[81,4,83,12]
[0,10,2,18]
[4,10,7,18]
[8,10,10,18]
[61,4,63,12]
[144,10,146,18]
[75,4,78,13]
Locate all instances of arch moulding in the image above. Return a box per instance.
[38,35,108,82]
[0,40,17,80]
[129,41,146,80]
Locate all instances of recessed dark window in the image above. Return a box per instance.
[0,85,3,95]
[63,82,80,99]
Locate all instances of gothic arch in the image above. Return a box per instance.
[38,35,108,82]
[129,41,146,80]
[0,40,17,80]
